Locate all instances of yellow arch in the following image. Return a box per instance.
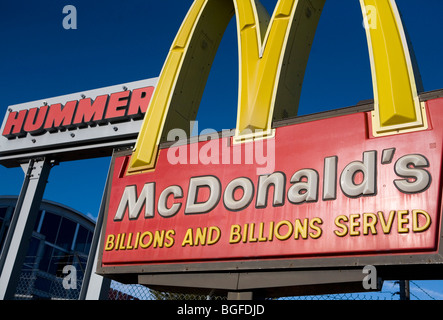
[128,0,427,173]
[361,0,426,135]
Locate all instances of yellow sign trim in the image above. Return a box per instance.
[361,0,427,136]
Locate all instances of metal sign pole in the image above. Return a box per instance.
[79,157,113,300]
[399,280,410,300]
[0,158,52,299]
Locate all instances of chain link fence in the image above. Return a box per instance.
[15,271,83,300]
[107,279,418,301]
[13,265,439,300]
[108,281,228,300]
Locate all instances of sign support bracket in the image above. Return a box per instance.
[399,280,410,300]
[0,157,53,299]
[137,269,383,299]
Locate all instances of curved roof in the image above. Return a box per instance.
[0,195,95,230]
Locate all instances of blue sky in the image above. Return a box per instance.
[1,0,443,299]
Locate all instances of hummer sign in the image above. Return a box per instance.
[0,78,157,166]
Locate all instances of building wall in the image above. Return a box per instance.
[0,196,95,300]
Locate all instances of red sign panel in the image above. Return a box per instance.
[100,98,443,268]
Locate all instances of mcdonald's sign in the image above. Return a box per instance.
[97,0,443,288]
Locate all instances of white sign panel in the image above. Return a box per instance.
[0,78,158,166]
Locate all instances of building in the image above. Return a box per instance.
[0,196,95,300]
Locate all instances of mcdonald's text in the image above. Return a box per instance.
[112,150,431,222]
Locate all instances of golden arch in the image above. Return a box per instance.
[128,0,427,173]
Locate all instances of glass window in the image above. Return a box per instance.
[0,207,6,219]
[84,230,93,254]
[49,248,72,277]
[74,226,89,253]
[0,225,8,252]
[56,218,77,250]
[39,212,61,243]
[39,245,53,273]
[33,210,43,232]
[72,253,88,279]
[23,237,40,271]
